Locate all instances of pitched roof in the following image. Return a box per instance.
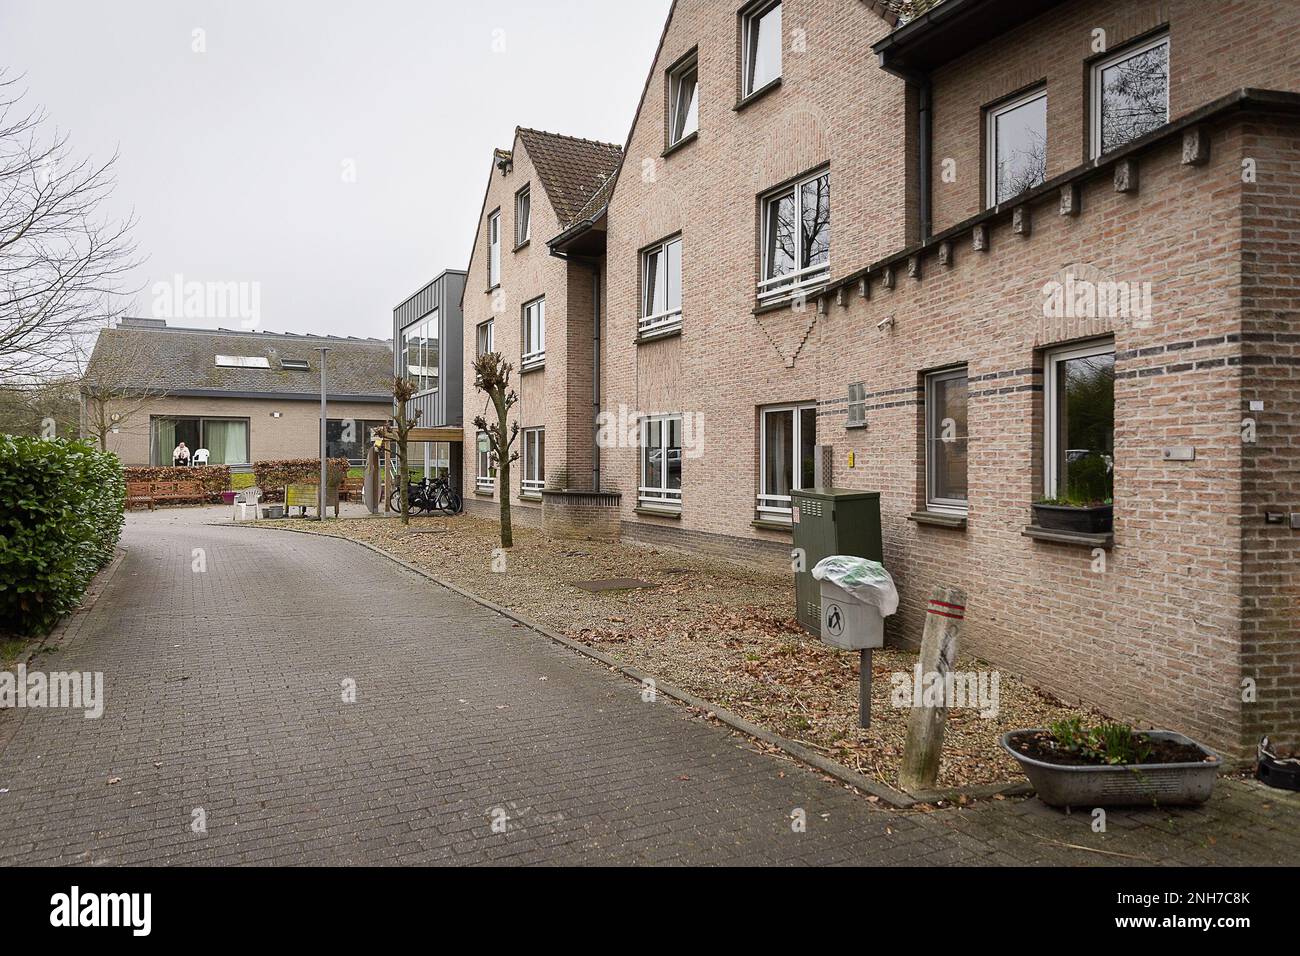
[84,322,394,400]
[516,128,622,228]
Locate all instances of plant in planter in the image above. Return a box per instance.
[1034,452,1113,533]
[1001,718,1221,808]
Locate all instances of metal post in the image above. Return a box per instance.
[318,347,330,520]
[859,649,872,729]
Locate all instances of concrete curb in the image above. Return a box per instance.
[228,521,1032,809]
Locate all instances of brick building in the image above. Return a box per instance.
[458,0,1299,756]
[460,128,621,525]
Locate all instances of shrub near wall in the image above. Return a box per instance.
[0,436,126,636]
[253,458,349,502]
[123,464,231,502]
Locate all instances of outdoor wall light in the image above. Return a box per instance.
[271,412,282,418]
[877,316,895,332]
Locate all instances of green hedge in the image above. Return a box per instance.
[0,436,125,636]
[254,458,349,502]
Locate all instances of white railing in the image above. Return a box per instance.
[756,262,830,305]
[756,493,793,519]
[521,348,546,370]
[476,476,495,491]
[522,478,544,494]
[639,486,683,509]
[638,308,682,337]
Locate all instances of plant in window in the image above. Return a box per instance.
[1035,343,1115,533]
[471,351,520,548]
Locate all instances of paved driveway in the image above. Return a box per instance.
[1,509,1296,866]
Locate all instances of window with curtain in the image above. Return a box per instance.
[201,419,249,465]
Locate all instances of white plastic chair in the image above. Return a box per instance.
[192,448,210,466]
[233,487,263,522]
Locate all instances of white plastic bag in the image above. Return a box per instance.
[811,556,898,616]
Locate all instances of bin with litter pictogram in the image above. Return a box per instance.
[812,556,899,727]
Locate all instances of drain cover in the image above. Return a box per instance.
[571,578,658,592]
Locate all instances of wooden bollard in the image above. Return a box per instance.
[898,586,967,793]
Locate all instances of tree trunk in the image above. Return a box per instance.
[495,392,513,549]
[398,435,410,525]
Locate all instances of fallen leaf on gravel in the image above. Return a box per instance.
[107,777,121,785]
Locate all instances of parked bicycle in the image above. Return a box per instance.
[388,475,462,516]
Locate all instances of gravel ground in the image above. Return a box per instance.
[286,513,1108,789]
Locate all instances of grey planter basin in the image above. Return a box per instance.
[1001,729,1221,809]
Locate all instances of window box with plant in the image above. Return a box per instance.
[1001,717,1221,808]
[1032,340,1114,536]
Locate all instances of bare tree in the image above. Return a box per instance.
[471,351,520,549]
[391,376,422,526]
[75,326,169,451]
[0,71,139,383]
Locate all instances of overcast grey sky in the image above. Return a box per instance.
[0,0,671,340]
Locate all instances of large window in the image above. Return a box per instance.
[1045,341,1115,503]
[640,415,683,510]
[742,0,782,98]
[515,186,531,247]
[151,416,250,467]
[476,430,494,491]
[476,319,494,358]
[487,209,501,287]
[640,236,682,337]
[987,87,1047,206]
[521,296,545,370]
[668,53,699,146]
[1091,33,1169,158]
[760,170,830,305]
[758,403,815,519]
[326,418,387,465]
[400,312,439,394]
[925,368,968,513]
[522,427,545,495]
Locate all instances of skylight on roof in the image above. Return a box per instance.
[215,355,270,369]
[280,358,310,370]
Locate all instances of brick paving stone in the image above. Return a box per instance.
[0,507,1297,866]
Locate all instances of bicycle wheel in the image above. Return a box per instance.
[439,489,463,516]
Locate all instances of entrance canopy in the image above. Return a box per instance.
[374,427,464,443]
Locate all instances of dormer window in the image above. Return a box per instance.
[280,358,310,371]
[215,355,270,369]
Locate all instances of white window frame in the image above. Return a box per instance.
[757,402,815,520]
[925,367,969,514]
[475,430,494,492]
[515,186,531,247]
[985,86,1047,207]
[522,427,545,495]
[1043,339,1115,498]
[1090,32,1170,160]
[846,382,867,428]
[742,0,782,98]
[487,209,501,287]
[639,414,683,510]
[521,296,546,370]
[639,235,683,338]
[758,169,830,305]
[668,53,699,147]
[476,319,494,358]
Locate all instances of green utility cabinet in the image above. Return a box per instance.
[791,488,883,636]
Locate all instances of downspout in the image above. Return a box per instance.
[880,56,932,244]
[591,263,601,492]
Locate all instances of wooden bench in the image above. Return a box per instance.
[125,480,206,510]
[339,477,364,501]
[285,483,340,518]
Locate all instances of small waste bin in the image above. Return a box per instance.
[819,581,884,650]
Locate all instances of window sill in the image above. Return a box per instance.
[518,493,542,503]
[752,290,825,316]
[752,517,793,532]
[734,77,782,112]
[485,283,500,295]
[513,240,530,253]
[1022,525,1114,549]
[520,361,545,374]
[662,131,698,158]
[635,505,682,519]
[908,511,967,529]
[845,421,867,430]
[473,488,496,498]
[636,325,682,344]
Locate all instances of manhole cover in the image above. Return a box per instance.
[570,578,659,593]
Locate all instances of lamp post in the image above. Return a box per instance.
[318,346,330,521]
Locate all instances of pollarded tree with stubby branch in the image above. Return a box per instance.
[471,351,520,549]
[391,376,422,526]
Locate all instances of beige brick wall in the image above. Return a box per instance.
[92,396,390,465]
[461,134,599,518]
[928,0,1300,232]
